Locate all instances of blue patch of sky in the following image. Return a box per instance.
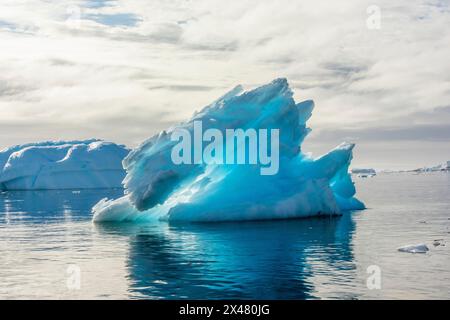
[81,1,141,27]
[83,0,115,9]
[84,13,141,27]
[0,20,16,31]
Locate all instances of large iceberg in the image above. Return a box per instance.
[0,140,129,190]
[93,78,364,223]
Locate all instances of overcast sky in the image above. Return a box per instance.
[1,0,449,170]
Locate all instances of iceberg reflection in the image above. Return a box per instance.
[96,214,358,299]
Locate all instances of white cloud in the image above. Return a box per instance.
[0,0,449,168]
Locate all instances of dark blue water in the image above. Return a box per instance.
[0,173,449,299]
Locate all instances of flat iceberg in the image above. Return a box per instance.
[0,140,129,190]
[93,78,365,223]
[398,244,429,254]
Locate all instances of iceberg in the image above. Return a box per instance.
[93,78,365,223]
[398,244,429,254]
[0,140,129,190]
[351,168,376,178]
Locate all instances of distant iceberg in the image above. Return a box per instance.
[398,244,429,254]
[0,140,129,190]
[351,168,376,178]
[93,78,365,223]
[412,161,450,173]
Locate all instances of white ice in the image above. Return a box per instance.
[0,140,129,190]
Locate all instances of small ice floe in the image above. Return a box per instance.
[398,244,429,254]
[433,239,445,247]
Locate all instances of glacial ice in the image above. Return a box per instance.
[93,78,365,223]
[0,140,129,190]
[398,244,429,254]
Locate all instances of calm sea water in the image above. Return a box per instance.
[0,173,449,299]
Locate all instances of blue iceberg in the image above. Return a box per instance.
[93,78,364,223]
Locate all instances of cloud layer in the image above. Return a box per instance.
[1,0,449,169]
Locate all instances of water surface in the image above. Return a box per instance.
[0,173,449,299]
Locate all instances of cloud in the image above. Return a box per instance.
[83,13,142,27]
[0,0,449,169]
[147,84,218,92]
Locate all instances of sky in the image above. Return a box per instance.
[0,0,449,170]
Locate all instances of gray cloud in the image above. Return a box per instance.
[1,0,450,169]
[311,124,450,143]
[183,40,239,52]
[0,80,36,99]
[48,58,76,66]
[309,104,450,144]
[61,23,183,44]
[147,84,218,92]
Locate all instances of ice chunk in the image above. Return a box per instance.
[398,244,429,253]
[93,78,365,223]
[0,140,129,190]
[433,239,444,247]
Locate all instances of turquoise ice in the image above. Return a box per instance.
[93,78,364,222]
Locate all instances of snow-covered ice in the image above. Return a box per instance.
[93,78,365,223]
[0,140,129,190]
